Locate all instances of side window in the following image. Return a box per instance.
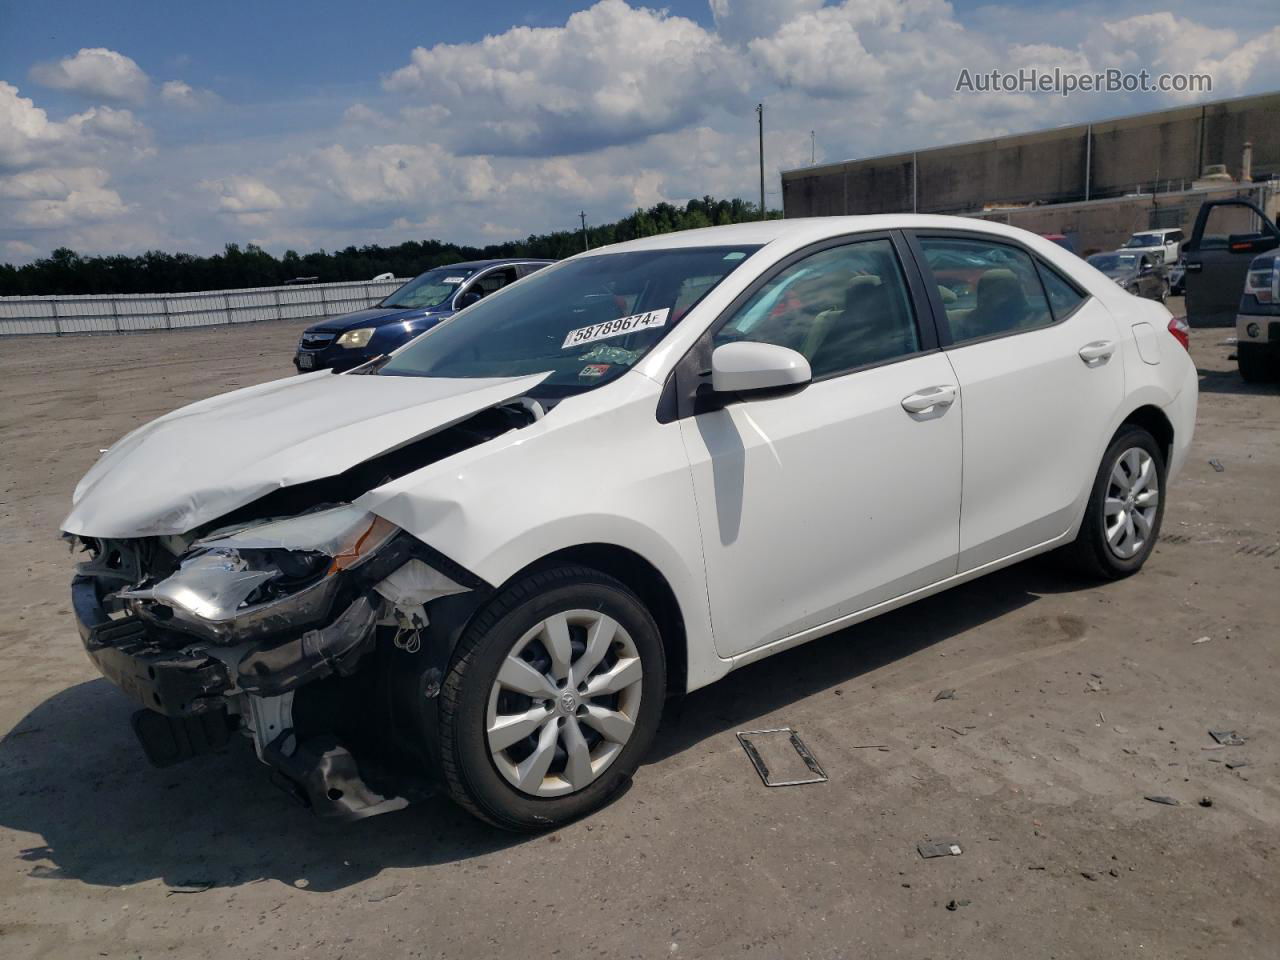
[1035,261,1087,321]
[918,236,1052,343]
[712,239,920,379]
[476,267,517,296]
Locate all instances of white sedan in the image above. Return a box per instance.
[64,216,1197,829]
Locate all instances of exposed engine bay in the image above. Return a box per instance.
[67,400,541,819]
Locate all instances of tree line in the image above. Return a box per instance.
[1,197,780,296]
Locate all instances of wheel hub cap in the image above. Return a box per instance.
[1103,446,1160,560]
[485,609,644,798]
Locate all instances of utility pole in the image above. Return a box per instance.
[810,130,815,165]
[579,210,588,251]
[756,103,765,220]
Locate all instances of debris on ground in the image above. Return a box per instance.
[945,899,971,910]
[933,689,956,702]
[1193,636,1212,645]
[1080,871,1099,881]
[1145,795,1180,806]
[165,881,214,895]
[1199,797,1214,808]
[1209,458,1225,472]
[366,883,407,903]
[293,878,310,889]
[1209,730,1246,746]
[1226,761,1250,770]
[918,839,963,859]
[736,728,828,787]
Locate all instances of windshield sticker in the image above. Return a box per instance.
[579,363,611,378]
[561,308,669,349]
[442,276,465,284]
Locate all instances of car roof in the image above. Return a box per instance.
[442,258,554,270]
[581,215,1070,257]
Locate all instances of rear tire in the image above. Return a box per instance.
[1062,427,1166,580]
[437,565,665,831]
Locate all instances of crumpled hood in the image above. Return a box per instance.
[64,370,549,539]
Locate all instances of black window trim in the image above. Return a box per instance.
[901,228,1094,351]
[658,229,945,423]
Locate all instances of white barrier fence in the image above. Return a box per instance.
[0,278,408,337]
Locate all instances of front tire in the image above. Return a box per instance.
[438,565,666,831]
[1238,344,1275,383]
[1063,427,1166,580]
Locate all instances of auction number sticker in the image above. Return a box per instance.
[562,308,668,349]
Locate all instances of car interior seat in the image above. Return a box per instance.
[962,268,1027,339]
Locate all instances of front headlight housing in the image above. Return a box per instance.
[120,506,400,637]
[1244,255,1278,304]
[336,327,376,349]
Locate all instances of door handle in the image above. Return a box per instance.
[1078,340,1115,365]
[901,385,956,414]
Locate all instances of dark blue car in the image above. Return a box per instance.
[293,258,553,373]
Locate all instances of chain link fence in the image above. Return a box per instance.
[0,278,408,337]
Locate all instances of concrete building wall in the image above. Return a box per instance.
[782,91,1280,220]
[973,182,1279,257]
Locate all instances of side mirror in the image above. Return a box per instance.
[457,290,484,309]
[711,342,811,398]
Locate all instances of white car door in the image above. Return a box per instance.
[674,236,963,659]
[909,232,1125,572]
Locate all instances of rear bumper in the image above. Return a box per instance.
[1162,360,1199,485]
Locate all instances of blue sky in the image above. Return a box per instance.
[1,0,1276,264]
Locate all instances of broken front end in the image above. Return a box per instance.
[69,505,490,820]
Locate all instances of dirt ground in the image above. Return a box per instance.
[1,310,1277,960]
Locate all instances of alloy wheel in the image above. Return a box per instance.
[485,610,644,798]
[1103,447,1160,560]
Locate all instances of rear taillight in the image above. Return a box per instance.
[1168,315,1190,352]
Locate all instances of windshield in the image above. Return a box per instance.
[1125,235,1161,248]
[381,267,477,309]
[1088,253,1137,272]
[379,246,759,396]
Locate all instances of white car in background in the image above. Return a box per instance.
[1125,228,1184,264]
[64,216,1197,830]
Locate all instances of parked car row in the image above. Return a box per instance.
[1086,250,1169,302]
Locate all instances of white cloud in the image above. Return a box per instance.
[29,48,150,104]
[383,0,748,155]
[0,82,150,172]
[0,166,128,227]
[709,0,823,44]
[5,2,1280,266]
[200,176,285,218]
[160,79,220,109]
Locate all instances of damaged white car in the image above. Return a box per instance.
[64,217,1197,830]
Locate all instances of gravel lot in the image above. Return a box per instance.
[1,309,1277,959]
